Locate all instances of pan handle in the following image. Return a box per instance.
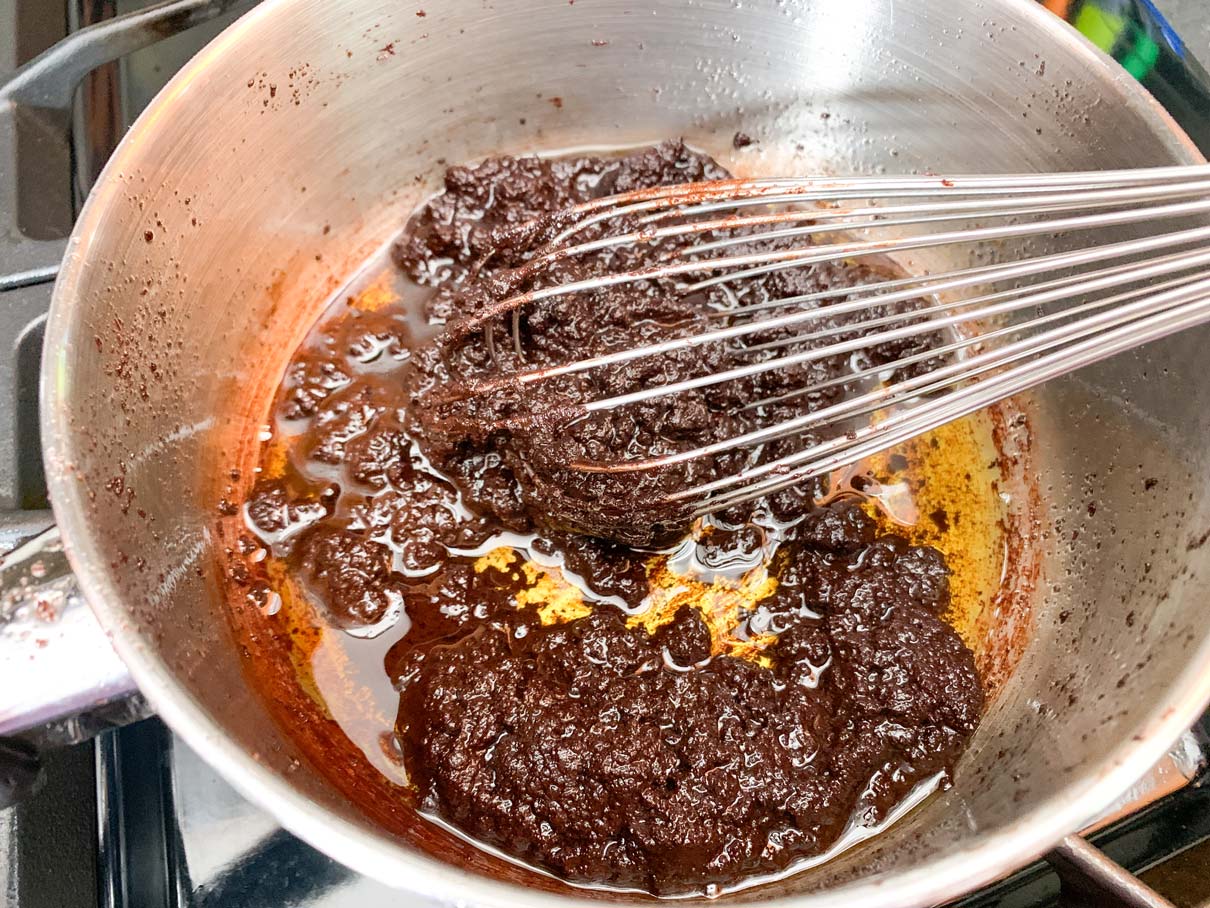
[0,522,147,804]
[0,0,260,111]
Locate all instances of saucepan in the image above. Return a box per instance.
[3,0,1210,904]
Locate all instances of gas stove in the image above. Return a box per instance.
[2,2,1210,907]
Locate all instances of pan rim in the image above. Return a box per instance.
[41,0,1210,904]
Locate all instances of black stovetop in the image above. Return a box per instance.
[2,2,1210,907]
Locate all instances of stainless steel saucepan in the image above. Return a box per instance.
[4,0,1210,904]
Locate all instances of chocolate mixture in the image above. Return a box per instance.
[240,142,984,896]
[394,511,980,894]
[404,143,941,547]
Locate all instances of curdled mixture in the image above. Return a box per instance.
[234,142,987,897]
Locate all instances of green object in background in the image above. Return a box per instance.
[1044,0,1210,151]
[1074,2,1124,53]
[1073,1,1162,79]
[1120,28,1161,80]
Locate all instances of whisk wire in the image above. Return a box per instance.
[686,272,1208,493]
[687,278,1210,515]
[577,269,1210,480]
[456,224,1210,405]
[445,165,1210,519]
[583,240,1210,413]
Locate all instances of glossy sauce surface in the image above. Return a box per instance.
[224,144,1021,897]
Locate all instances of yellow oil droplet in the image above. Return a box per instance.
[629,559,779,665]
[518,561,594,625]
[473,541,781,661]
[262,562,331,716]
[862,413,1006,651]
[474,547,595,625]
[347,270,401,312]
[258,435,291,481]
[473,547,518,575]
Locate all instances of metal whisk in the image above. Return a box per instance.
[452,164,1210,518]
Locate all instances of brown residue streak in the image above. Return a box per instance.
[266,269,288,307]
[377,42,396,60]
[1187,527,1210,551]
[976,399,1041,696]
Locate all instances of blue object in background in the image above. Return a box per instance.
[1042,0,1210,151]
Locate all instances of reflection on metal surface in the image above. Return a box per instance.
[71,0,124,204]
[137,726,1205,908]
[90,721,1209,908]
[0,0,258,278]
[956,713,1210,907]
[40,0,1210,905]
[0,0,255,110]
[98,721,432,908]
[0,265,59,292]
[185,725,427,907]
[1086,730,1208,834]
[0,526,144,744]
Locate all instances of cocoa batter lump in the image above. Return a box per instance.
[240,142,983,897]
[397,504,982,895]
[399,141,939,546]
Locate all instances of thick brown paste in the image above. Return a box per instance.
[395,509,980,895]
[240,142,984,897]
[403,143,941,547]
